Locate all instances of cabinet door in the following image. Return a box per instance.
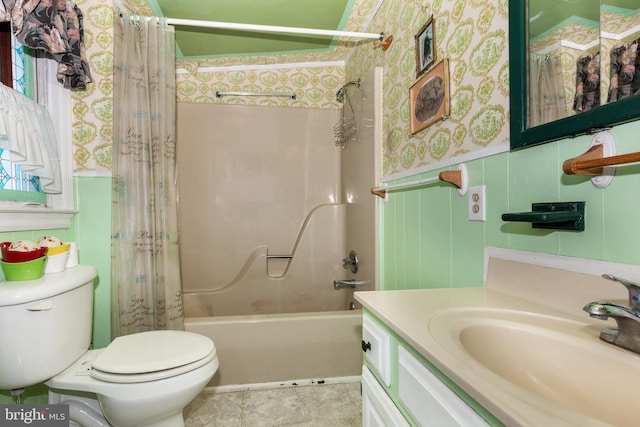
[362,366,409,427]
[362,314,391,386]
[398,347,489,427]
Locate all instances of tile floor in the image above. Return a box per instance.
[184,381,362,427]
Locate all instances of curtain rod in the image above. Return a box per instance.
[165,18,384,41]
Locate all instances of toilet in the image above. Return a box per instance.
[0,265,219,427]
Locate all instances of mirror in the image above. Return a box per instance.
[510,0,640,149]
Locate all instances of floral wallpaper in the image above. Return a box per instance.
[70,0,115,172]
[347,0,510,176]
[171,0,381,107]
[71,0,513,176]
[70,0,380,172]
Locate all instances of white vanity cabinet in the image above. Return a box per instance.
[362,365,410,427]
[362,314,391,386]
[361,312,493,427]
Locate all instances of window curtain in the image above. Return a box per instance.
[0,0,92,89]
[608,39,640,103]
[573,52,600,112]
[528,54,567,127]
[0,82,61,193]
[111,12,183,338]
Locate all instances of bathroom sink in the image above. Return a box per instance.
[429,309,640,427]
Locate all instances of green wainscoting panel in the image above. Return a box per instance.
[382,189,403,291]
[483,154,509,249]
[74,176,112,348]
[380,120,640,291]
[403,179,422,290]
[419,172,453,288]
[507,143,562,254]
[601,126,640,265]
[451,161,484,288]
[557,137,605,260]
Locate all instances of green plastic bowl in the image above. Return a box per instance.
[1,256,47,281]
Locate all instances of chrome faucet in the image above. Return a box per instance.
[583,274,640,354]
[583,301,640,353]
[342,250,359,274]
[334,279,368,289]
[600,274,640,311]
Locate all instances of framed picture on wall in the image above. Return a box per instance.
[409,58,450,135]
[415,16,435,76]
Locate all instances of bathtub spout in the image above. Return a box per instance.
[334,279,368,289]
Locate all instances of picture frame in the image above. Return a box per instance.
[415,16,435,77]
[409,58,450,135]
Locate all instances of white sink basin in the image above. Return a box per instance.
[429,309,639,427]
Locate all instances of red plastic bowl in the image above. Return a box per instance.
[0,242,47,263]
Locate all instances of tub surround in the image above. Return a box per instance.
[356,248,639,426]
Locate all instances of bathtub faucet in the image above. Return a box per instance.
[334,279,368,289]
[342,250,359,274]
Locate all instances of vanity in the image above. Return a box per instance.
[355,248,640,427]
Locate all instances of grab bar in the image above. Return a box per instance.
[266,254,293,259]
[334,279,369,289]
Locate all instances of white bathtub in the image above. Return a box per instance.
[185,310,363,390]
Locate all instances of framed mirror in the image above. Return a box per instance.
[509,0,640,149]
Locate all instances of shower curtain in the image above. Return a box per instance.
[528,54,567,127]
[111,12,183,338]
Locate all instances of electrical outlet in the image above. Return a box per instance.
[468,185,486,221]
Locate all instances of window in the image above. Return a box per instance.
[0,33,46,204]
[0,26,74,231]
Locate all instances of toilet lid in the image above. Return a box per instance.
[92,330,215,376]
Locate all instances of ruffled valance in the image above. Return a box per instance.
[0,0,92,90]
[0,82,61,193]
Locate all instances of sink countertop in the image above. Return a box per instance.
[355,288,625,427]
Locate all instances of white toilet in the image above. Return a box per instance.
[0,265,219,427]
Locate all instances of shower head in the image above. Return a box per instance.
[335,79,361,103]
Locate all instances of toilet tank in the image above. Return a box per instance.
[0,265,97,391]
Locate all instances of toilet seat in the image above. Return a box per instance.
[90,330,216,384]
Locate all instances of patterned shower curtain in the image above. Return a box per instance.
[528,54,567,127]
[111,12,183,338]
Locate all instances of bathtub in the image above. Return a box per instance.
[185,310,363,390]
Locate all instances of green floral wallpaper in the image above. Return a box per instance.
[71,0,116,172]
[174,65,345,108]
[346,0,510,176]
[71,0,512,176]
[71,0,380,172]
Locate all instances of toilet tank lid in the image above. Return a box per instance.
[0,265,97,307]
[92,330,215,375]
